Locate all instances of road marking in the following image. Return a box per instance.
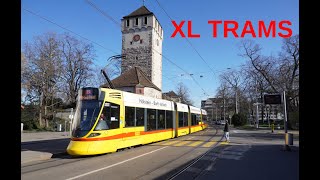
[162,140,179,146]
[174,141,190,146]
[188,141,203,147]
[66,146,168,180]
[202,141,217,148]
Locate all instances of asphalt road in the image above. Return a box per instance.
[21,125,299,180]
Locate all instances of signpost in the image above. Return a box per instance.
[69,108,74,137]
[263,92,291,151]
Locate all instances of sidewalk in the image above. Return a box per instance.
[21,131,71,165]
[21,131,70,142]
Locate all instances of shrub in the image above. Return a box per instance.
[232,113,247,127]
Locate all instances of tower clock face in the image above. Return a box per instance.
[133,34,140,42]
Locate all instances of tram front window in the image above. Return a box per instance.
[72,100,103,138]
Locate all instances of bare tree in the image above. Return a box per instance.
[219,69,247,114]
[22,32,62,127]
[214,83,233,121]
[59,33,95,107]
[176,82,193,105]
[239,35,299,128]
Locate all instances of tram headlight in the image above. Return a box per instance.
[87,133,101,137]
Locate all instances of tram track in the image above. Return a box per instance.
[132,125,222,180]
[166,127,256,180]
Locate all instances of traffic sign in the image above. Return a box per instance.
[264,94,282,104]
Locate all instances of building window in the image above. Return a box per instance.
[144,17,147,25]
[156,39,159,46]
[130,41,133,45]
[140,39,143,44]
[126,19,130,27]
[135,18,138,26]
[136,56,138,60]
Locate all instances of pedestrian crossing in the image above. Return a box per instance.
[155,139,228,148]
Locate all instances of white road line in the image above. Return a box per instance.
[66,146,168,180]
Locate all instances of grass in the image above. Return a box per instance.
[234,124,256,130]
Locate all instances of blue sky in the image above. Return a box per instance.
[21,0,299,108]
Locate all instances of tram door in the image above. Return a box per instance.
[174,103,178,138]
[188,106,191,134]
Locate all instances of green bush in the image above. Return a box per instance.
[232,113,247,127]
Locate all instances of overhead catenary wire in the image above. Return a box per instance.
[153,0,216,77]
[22,8,119,55]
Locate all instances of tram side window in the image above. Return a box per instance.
[203,115,207,123]
[136,107,145,126]
[178,112,184,127]
[196,114,201,124]
[157,110,165,130]
[125,106,135,127]
[191,113,197,125]
[183,112,188,127]
[99,102,120,130]
[147,109,156,131]
[165,110,173,129]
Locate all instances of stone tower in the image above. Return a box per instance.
[121,6,163,90]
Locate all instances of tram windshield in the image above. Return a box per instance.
[72,88,105,138]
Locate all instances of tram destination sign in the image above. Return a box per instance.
[263,94,282,104]
[80,87,98,100]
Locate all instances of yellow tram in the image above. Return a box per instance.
[67,87,208,156]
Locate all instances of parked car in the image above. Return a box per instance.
[220,120,226,125]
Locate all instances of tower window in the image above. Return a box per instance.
[144,17,147,25]
[136,56,138,60]
[130,41,133,45]
[126,19,130,27]
[135,18,138,26]
[140,39,143,44]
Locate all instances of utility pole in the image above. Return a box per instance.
[39,92,43,127]
[223,98,226,122]
[215,103,218,122]
[283,91,288,133]
[255,79,259,128]
[235,88,238,114]
[70,108,73,137]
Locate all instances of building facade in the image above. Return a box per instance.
[121,6,163,91]
[201,97,234,121]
